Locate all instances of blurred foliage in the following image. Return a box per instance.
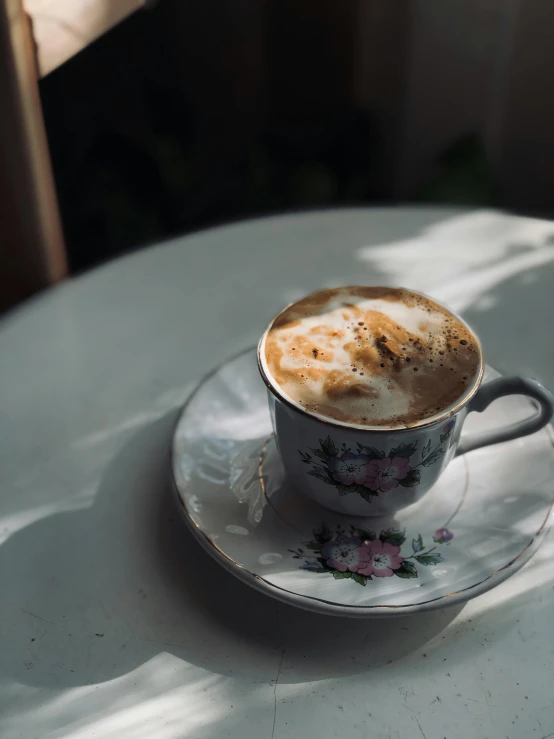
[415,135,495,206]
[45,83,378,270]
[40,5,495,272]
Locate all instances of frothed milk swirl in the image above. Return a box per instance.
[262,287,481,427]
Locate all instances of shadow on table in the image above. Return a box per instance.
[0,411,463,690]
[1,407,550,697]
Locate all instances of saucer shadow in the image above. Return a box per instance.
[0,411,464,690]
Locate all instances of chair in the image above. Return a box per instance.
[0,0,144,312]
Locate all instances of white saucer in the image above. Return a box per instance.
[171,349,554,617]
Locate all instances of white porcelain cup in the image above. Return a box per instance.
[258,291,554,517]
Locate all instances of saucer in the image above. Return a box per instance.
[171,349,554,617]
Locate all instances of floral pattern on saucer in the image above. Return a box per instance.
[173,351,554,615]
[298,421,456,502]
[289,524,454,586]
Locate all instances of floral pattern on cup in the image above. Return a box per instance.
[298,421,455,502]
[289,524,449,585]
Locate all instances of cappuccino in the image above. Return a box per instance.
[261,287,481,427]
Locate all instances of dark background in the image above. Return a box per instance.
[40,0,547,273]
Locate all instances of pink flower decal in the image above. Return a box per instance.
[327,453,374,486]
[442,420,456,436]
[298,434,439,502]
[356,539,405,578]
[364,456,412,493]
[292,524,451,584]
[321,535,371,572]
[433,527,454,544]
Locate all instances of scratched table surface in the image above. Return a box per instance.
[1,207,553,739]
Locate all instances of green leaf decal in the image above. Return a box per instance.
[394,561,418,579]
[313,449,329,461]
[356,529,377,541]
[412,534,424,553]
[440,433,450,443]
[338,483,359,496]
[421,448,444,467]
[415,553,445,566]
[379,528,406,547]
[389,441,418,459]
[398,469,421,487]
[422,440,432,459]
[356,444,385,460]
[358,487,373,502]
[305,541,322,551]
[332,570,352,579]
[314,523,332,543]
[320,435,338,458]
[352,573,367,586]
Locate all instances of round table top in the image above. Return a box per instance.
[1,207,553,739]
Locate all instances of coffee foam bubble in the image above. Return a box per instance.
[262,287,481,427]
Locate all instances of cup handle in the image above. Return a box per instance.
[456,377,554,456]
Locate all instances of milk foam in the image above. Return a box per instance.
[262,287,481,427]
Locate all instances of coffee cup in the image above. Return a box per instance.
[257,287,554,516]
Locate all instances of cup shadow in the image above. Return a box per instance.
[0,411,463,690]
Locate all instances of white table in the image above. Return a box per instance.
[1,207,553,739]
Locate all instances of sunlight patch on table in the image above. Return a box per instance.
[0,487,96,545]
[1,655,223,739]
[355,210,554,312]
